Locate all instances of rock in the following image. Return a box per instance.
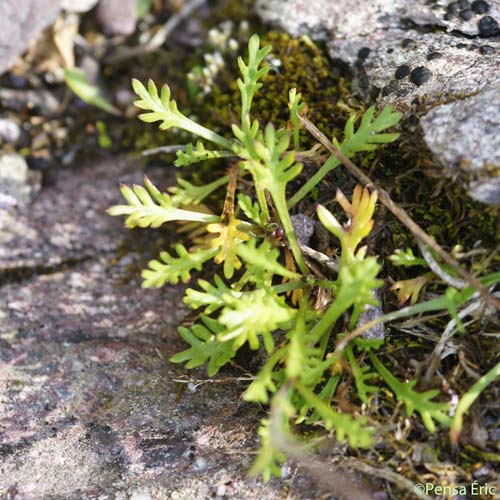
[325,17,500,111]
[255,0,500,203]
[0,157,126,272]
[469,178,500,204]
[421,84,500,204]
[0,154,41,209]
[0,255,292,498]
[60,0,100,12]
[0,119,21,144]
[97,0,137,36]
[291,214,316,246]
[0,88,61,115]
[0,0,60,76]
[0,155,321,499]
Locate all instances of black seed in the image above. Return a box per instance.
[471,0,489,14]
[447,1,460,14]
[478,16,500,36]
[457,42,469,48]
[479,44,495,54]
[387,47,394,53]
[457,0,469,8]
[443,11,455,20]
[410,66,432,86]
[395,64,410,79]
[401,38,414,48]
[427,51,443,60]
[357,47,371,60]
[460,8,474,20]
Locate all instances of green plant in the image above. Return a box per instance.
[108,34,498,480]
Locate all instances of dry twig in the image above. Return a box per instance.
[299,115,500,311]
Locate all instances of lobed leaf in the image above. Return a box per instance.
[389,248,427,268]
[168,175,229,206]
[170,315,237,376]
[107,176,219,228]
[174,141,234,167]
[237,34,272,125]
[218,287,297,352]
[141,244,218,287]
[369,352,451,432]
[184,275,236,314]
[346,345,378,404]
[237,193,266,225]
[207,216,250,279]
[237,239,301,281]
[295,382,374,448]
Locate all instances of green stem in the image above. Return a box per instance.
[255,181,270,222]
[288,156,340,208]
[271,281,305,294]
[179,117,235,152]
[270,187,308,275]
[450,361,500,443]
[308,294,352,344]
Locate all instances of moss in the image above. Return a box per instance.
[198,31,350,144]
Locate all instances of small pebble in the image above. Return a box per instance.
[401,38,414,48]
[427,51,443,60]
[194,457,208,471]
[0,119,21,143]
[478,15,500,36]
[443,11,455,20]
[215,485,226,497]
[386,47,394,53]
[456,42,469,48]
[479,44,495,54]
[291,214,316,246]
[471,0,489,14]
[457,0,469,8]
[357,47,371,60]
[129,491,151,500]
[410,66,432,86]
[460,8,474,20]
[395,64,410,79]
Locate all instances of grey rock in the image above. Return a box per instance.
[329,29,499,110]
[469,178,500,204]
[97,0,137,36]
[0,118,21,143]
[255,0,500,202]
[60,0,100,12]
[291,213,316,246]
[0,154,41,209]
[421,84,500,204]
[256,0,500,40]
[0,156,146,273]
[0,257,291,499]
[256,0,500,109]
[0,156,319,499]
[0,0,60,76]
[0,87,61,115]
